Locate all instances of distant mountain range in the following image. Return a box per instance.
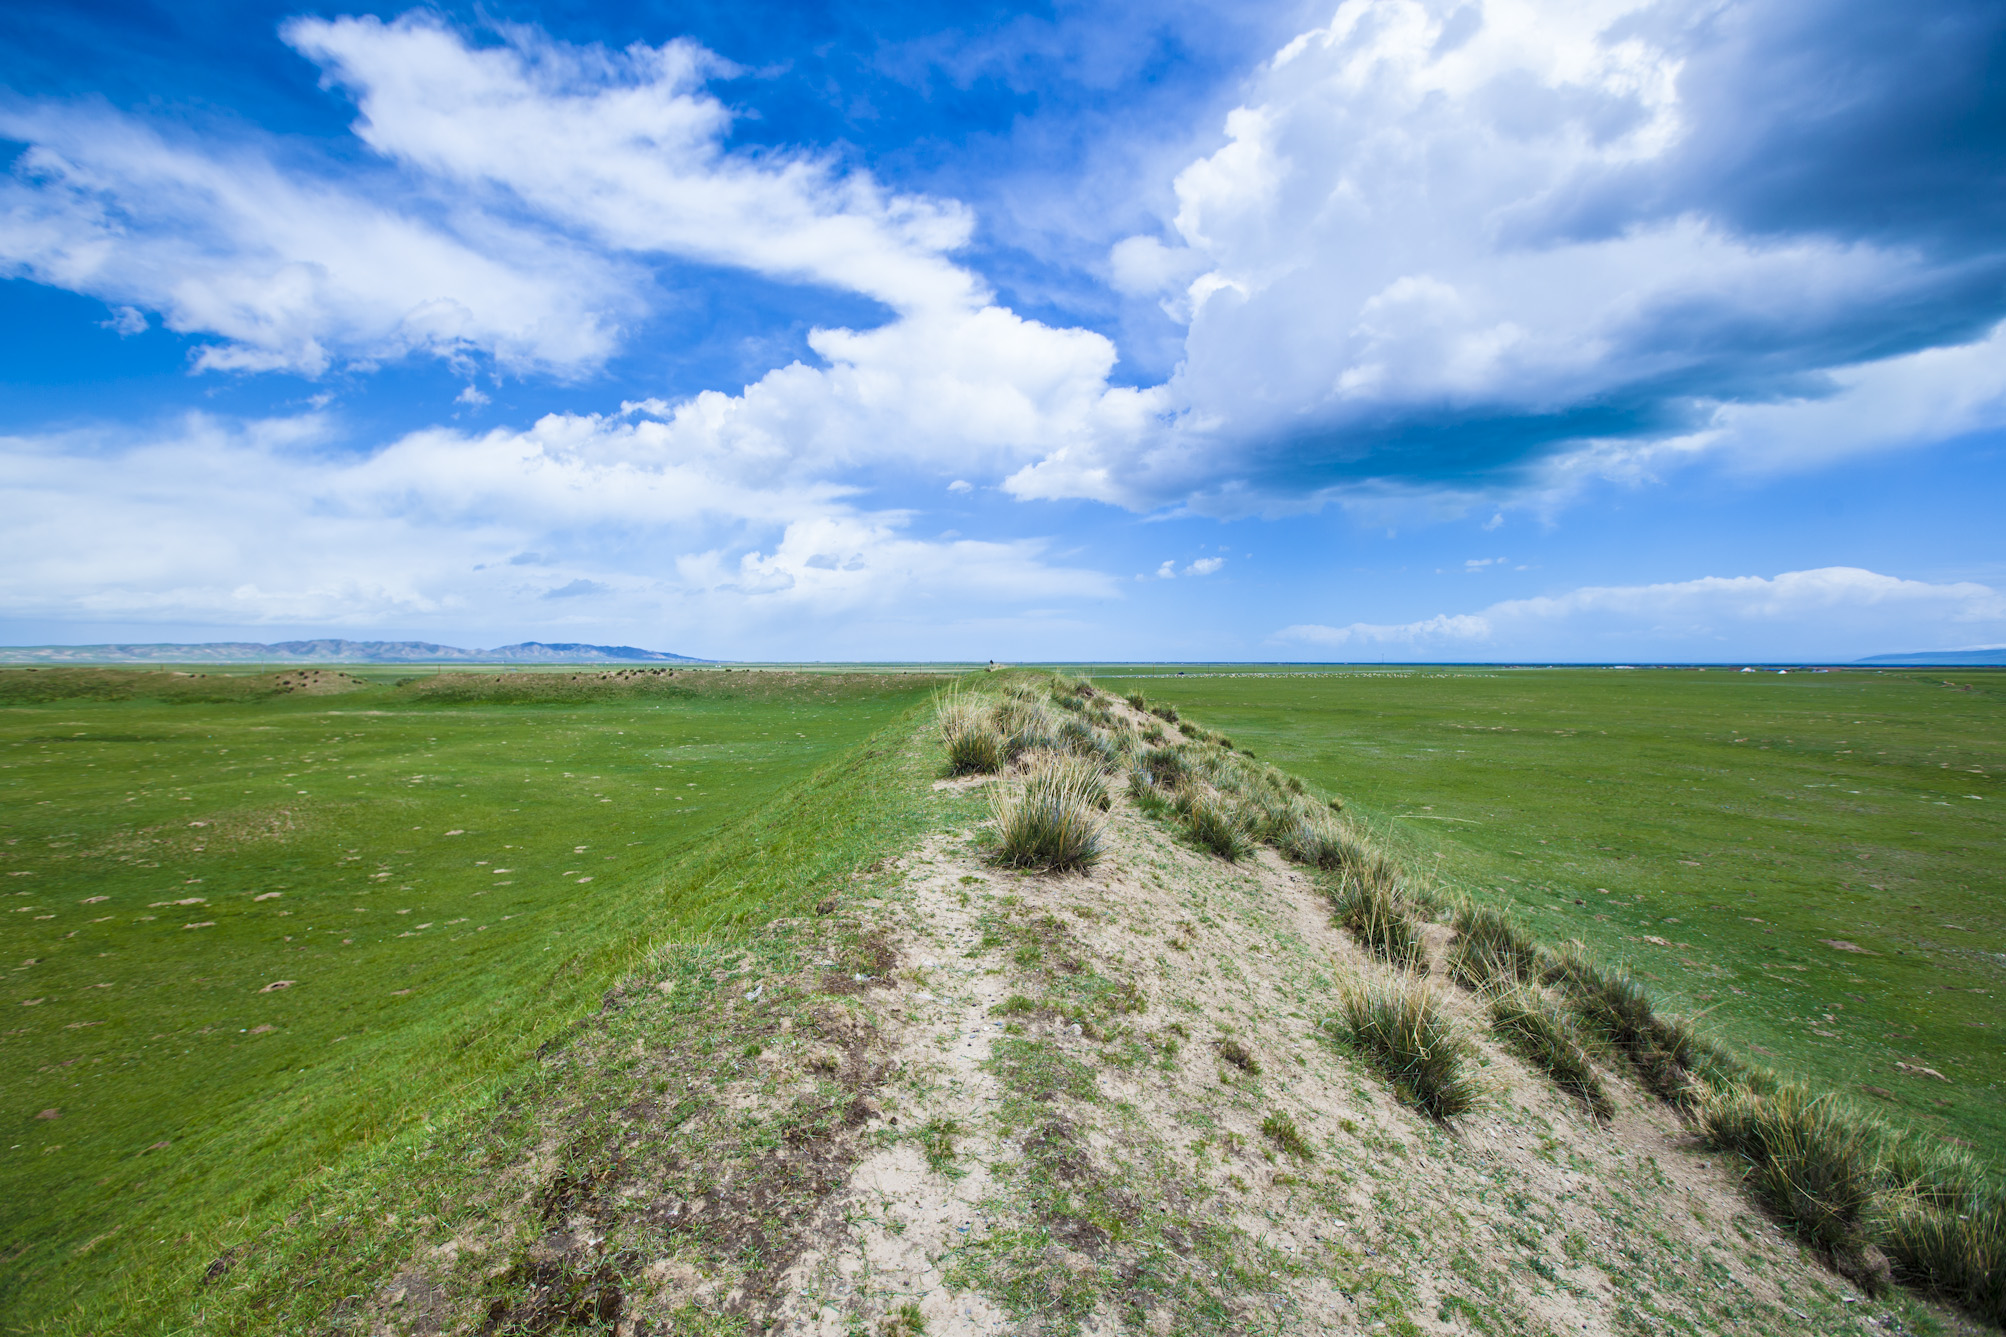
[0,640,710,664]
[1853,647,2006,666]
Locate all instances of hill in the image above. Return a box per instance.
[0,638,709,664]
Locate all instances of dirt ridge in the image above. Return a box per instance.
[343,700,1973,1337]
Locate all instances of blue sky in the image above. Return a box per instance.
[2,0,2003,661]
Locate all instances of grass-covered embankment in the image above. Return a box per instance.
[1089,666,2005,1150]
[0,666,940,1331]
[1081,670,2003,1327]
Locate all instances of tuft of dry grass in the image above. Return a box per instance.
[1447,901,1539,988]
[1178,789,1251,860]
[1881,1194,2006,1325]
[1329,868,1422,968]
[936,688,1006,775]
[992,697,1060,760]
[1271,806,1351,871]
[1486,984,1612,1118]
[1880,1131,1990,1214]
[1337,976,1479,1121]
[989,754,1111,873]
[1697,1083,1881,1256]
[1541,945,1709,1101]
[1056,716,1118,765]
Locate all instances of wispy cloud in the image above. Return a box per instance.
[1275,568,2006,661]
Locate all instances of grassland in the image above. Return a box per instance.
[8,659,2004,1332]
[1088,665,2005,1152]
[0,665,941,1329]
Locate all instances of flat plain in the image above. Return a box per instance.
[6,661,2001,1333]
[1087,665,2005,1151]
[0,666,940,1325]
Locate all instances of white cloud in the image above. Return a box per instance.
[1011,0,2006,512]
[0,15,1134,495]
[1155,560,1178,579]
[0,105,632,376]
[1274,567,2006,661]
[99,305,147,336]
[285,14,981,315]
[1278,613,1491,648]
[1186,556,1225,576]
[4,1,2001,566]
[455,384,490,407]
[0,15,1045,387]
[0,411,1119,650]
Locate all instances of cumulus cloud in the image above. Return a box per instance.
[1186,556,1225,575]
[1274,567,2006,661]
[1025,0,2006,511]
[0,14,1136,494]
[99,305,147,336]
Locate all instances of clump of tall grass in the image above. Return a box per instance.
[945,724,1006,776]
[1177,789,1252,860]
[1447,902,1539,988]
[1697,1084,1882,1257]
[1231,777,1301,837]
[1540,945,1705,1101]
[1329,868,1422,968]
[936,687,1006,775]
[992,697,1060,760]
[1124,763,1173,818]
[1135,745,1189,789]
[1881,1194,2006,1325]
[989,754,1112,873]
[1271,807,1351,870]
[1881,1131,1990,1213]
[1149,702,1179,723]
[1337,976,1479,1120]
[1123,691,1147,711]
[1486,985,1612,1118]
[1056,716,1118,764]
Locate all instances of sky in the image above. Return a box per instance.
[2,0,2004,662]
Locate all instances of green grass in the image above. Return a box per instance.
[0,665,940,1328]
[1089,666,2006,1152]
